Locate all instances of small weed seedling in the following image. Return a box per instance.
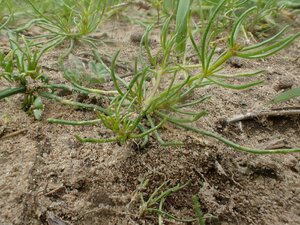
[138,179,196,224]
[0,32,109,119]
[0,32,50,119]
[18,0,107,57]
[133,179,214,224]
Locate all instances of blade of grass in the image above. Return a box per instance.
[175,0,192,54]
[270,87,300,104]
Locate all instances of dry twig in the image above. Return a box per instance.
[0,128,27,140]
[223,109,300,124]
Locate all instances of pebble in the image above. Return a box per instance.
[227,58,244,68]
[130,33,156,45]
[274,78,293,91]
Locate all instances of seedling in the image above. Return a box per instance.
[18,0,107,57]
[0,32,50,119]
[0,32,105,119]
[138,179,196,224]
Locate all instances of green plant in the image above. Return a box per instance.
[282,0,300,9]
[47,0,300,154]
[195,0,289,40]
[0,32,51,119]
[136,179,215,224]
[0,16,11,31]
[138,179,196,224]
[0,32,108,119]
[175,0,192,54]
[0,0,15,30]
[17,0,107,58]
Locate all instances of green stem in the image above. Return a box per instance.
[158,198,165,225]
[40,92,108,113]
[70,81,118,96]
[207,50,234,75]
[168,63,202,72]
[192,196,206,225]
[75,135,117,143]
[0,86,26,99]
[145,70,164,106]
[170,121,300,154]
[47,118,102,125]
[0,14,12,30]
[147,115,183,146]
[286,2,300,9]
[42,84,89,94]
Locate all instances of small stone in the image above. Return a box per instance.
[227,58,244,68]
[70,151,77,158]
[130,33,156,45]
[274,78,293,91]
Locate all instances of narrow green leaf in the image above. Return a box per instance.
[171,120,300,154]
[161,16,172,50]
[193,196,206,225]
[0,86,26,99]
[75,135,117,143]
[271,87,300,104]
[176,95,211,108]
[47,118,102,126]
[229,7,256,48]
[130,119,166,139]
[110,50,124,96]
[238,32,300,59]
[175,0,192,54]
[242,26,289,51]
[214,70,264,78]
[0,14,12,30]
[207,77,263,90]
[201,0,226,68]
